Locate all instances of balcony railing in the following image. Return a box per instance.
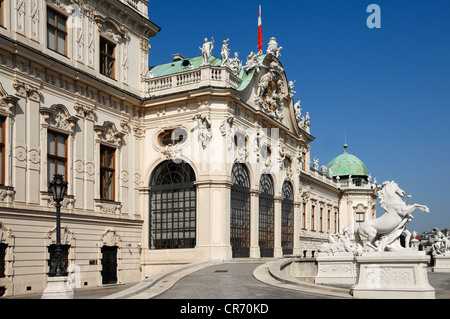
[120,0,148,17]
[145,65,243,97]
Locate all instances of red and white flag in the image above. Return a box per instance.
[258,5,263,52]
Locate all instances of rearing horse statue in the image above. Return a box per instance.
[355,180,429,251]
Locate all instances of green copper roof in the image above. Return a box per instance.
[149,56,222,77]
[326,144,369,177]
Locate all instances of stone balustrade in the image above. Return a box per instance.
[145,66,243,97]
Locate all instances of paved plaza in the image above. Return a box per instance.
[4,260,450,300]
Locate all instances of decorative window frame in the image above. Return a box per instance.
[39,104,78,208]
[94,15,131,83]
[97,228,122,285]
[93,121,124,214]
[0,84,19,204]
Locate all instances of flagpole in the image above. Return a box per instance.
[258,4,263,52]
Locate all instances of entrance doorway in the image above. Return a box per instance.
[101,246,117,284]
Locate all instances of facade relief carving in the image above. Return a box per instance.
[255,61,287,122]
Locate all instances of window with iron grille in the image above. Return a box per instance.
[281,181,294,255]
[150,161,196,249]
[230,163,250,258]
[259,174,274,257]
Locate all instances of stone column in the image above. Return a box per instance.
[293,202,301,255]
[250,189,260,258]
[274,196,282,258]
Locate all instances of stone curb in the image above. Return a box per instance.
[253,258,352,299]
[102,260,222,299]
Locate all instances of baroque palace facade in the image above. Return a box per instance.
[0,0,377,296]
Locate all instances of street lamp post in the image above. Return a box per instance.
[42,174,73,299]
[48,174,68,277]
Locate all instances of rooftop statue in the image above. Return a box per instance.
[199,37,214,66]
[221,39,230,66]
[355,181,429,252]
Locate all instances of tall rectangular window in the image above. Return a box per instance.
[47,8,67,55]
[302,203,306,229]
[100,37,116,79]
[311,205,315,230]
[334,211,338,233]
[0,0,5,28]
[0,117,5,185]
[47,131,67,182]
[100,146,115,200]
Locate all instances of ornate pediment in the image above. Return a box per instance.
[0,83,19,116]
[255,60,287,122]
[40,104,79,134]
[94,121,125,148]
[94,15,130,43]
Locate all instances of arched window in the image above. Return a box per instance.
[259,174,274,257]
[281,181,294,255]
[149,160,196,249]
[230,163,250,258]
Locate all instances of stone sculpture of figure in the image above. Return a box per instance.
[294,100,302,121]
[340,226,359,253]
[288,80,296,98]
[431,228,450,256]
[221,39,230,66]
[313,157,319,170]
[199,37,214,66]
[244,50,264,73]
[318,226,358,255]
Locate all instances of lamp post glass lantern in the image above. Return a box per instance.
[48,174,68,277]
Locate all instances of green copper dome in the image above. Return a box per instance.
[326,144,369,177]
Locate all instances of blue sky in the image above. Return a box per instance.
[147,0,450,234]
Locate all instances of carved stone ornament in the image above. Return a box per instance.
[73,101,96,120]
[255,61,287,122]
[192,113,212,149]
[94,121,125,148]
[13,79,41,101]
[45,225,76,245]
[98,228,121,247]
[0,83,19,116]
[40,104,79,134]
[94,15,130,43]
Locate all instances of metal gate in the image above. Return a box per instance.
[230,163,251,258]
[259,174,274,257]
[281,181,294,255]
[149,160,197,250]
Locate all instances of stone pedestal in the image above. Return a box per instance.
[351,251,435,299]
[315,252,357,285]
[41,276,74,299]
[432,254,450,273]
